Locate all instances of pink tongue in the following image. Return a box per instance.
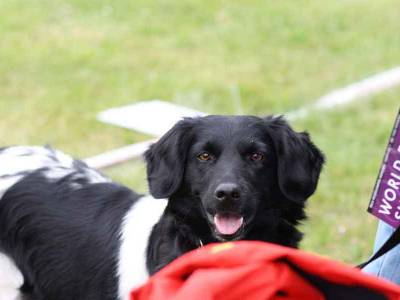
[214,214,244,235]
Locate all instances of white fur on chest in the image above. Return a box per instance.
[117,195,167,300]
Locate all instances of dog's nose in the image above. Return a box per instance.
[214,183,240,202]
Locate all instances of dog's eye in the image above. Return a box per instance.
[249,152,264,162]
[197,152,212,161]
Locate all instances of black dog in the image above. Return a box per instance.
[0,115,324,300]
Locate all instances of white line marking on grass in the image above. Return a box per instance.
[83,140,157,169]
[97,100,206,137]
[286,66,400,120]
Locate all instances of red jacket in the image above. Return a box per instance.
[131,241,400,300]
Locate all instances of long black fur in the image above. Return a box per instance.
[0,172,139,300]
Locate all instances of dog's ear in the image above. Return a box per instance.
[265,116,325,202]
[144,118,197,199]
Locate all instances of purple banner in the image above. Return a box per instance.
[368,109,400,227]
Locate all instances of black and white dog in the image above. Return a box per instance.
[0,115,324,300]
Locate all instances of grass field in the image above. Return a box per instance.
[1,0,400,264]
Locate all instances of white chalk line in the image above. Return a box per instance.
[85,66,400,169]
[84,139,157,170]
[286,66,400,120]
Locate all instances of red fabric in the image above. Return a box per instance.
[131,241,400,300]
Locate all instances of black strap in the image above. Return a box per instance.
[358,225,400,269]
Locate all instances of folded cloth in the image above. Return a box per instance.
[131,241,400,300]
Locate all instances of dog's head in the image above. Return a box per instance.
[145,115,324,242]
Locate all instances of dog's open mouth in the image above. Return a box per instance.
[213,213,244,239]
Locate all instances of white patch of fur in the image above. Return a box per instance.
[42,167,74,180]
[0,253,23,300]
[0,146,110,198]
[41,167,110,185]
[117,196,167,300]
[53,149,75,167]
[0,176,24,199]
[82,169,111,184]
[0,146,57,176]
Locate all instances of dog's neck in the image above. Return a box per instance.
[166,192,217,238]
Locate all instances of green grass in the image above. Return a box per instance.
[1,0,400,264]
[298,91,400,262]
